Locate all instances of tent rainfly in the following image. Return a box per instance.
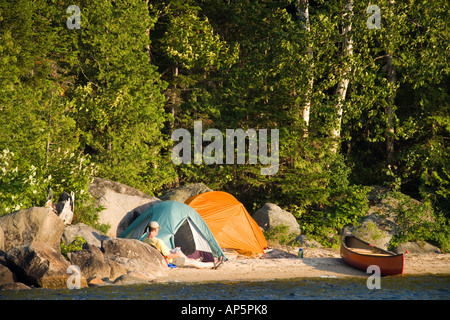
[185,191,268,255]
[120,201,226,262]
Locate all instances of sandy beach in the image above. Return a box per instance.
[158,245,450,283]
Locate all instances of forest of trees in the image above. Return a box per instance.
[0,0,448,249]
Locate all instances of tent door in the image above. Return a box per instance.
[174,219,196,256]
[174,218,215,262]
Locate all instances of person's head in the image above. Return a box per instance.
[148,221,160,237]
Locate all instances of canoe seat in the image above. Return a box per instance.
[350,248,392,256]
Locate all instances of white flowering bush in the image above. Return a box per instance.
[45,148,97,202]
[0,148,97,218]
[0,149,50,215]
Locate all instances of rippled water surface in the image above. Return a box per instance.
[1,276,449,300]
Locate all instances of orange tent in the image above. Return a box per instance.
[185,191,268,255]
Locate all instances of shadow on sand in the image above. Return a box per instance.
[265,248,367,277]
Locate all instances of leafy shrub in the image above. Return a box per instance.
[60,237,86,259]
[263,224,298,245]
[299,185,371,248]
[72,203,110,235]
[387,191,450,252]
[0,148,109,234]
[0,149,50,215]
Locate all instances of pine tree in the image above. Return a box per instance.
[70,0,172,193]
[0,0,91,214]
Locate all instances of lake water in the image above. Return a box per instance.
[1,275,449,300]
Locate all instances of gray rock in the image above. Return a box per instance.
[62,223,109,249]
[347,187,436,250]
[107,258,128,281]
[253,203,301,236]
[366,185,389,206]
[6,241,87,289]
[0,207,65,252]
[294,235,322,248]
[112,273,154,286]
[348,213,397,250]
[68,243,112,280]
[102,238,167,281]
[89,177,161,237]
[0,282,31,290]
[0,226,4,252]
[0,259,16,286]
[394,241,441,254]
[159,183,212,203]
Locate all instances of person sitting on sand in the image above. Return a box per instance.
[143,221,223,269]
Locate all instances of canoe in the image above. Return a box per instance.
[340,235,404,276]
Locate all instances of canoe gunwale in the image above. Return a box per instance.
[340,235,404,276]
[343,235,399,257]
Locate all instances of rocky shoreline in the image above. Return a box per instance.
[0,207,170,290]
[1,206,449,292]
[1,179,448,291]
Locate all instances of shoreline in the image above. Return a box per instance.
[157,246,450,284]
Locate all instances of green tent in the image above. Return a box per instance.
[120,201,226,262]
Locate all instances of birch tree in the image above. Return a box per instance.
[330,0,353,153]
[298,0,313,136]
[384,0,397,165]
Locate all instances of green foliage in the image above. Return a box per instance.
[72,201,110,235]
[387,191,450,252]
[263,224,297,246]
[299,185,371,248]
[0,0,448,250]
[327,186,371,231]
[0,150,50,215]
[60,236,86,259]
[70,0,174,194]
[158,2,237,71]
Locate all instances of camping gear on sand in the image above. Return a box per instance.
[340,235,404,276]
[120,201,226,262]
[185,191,268,255]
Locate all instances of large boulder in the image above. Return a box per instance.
[68,243,112,281]
[253,203,301,236]
[0,207,65,252]
[0,255,17,286]
[88,177,161,237]
[62,223,109,250]
[107,258,128,281]
[347,186,438,251]
[348,213,397,250]
[5,241,87,289]
[0,226,4,252]
[112,273,155,286]
[294,235,323,248]
[159,183,212,203]
[0,282,31,290]
[394,241,441,254]
[101,238,167,282]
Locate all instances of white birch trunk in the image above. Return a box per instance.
[385,0,396,164]
[331,0,353,153]
[299,0,313,136]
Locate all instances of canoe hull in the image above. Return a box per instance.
[340,236,404,276]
